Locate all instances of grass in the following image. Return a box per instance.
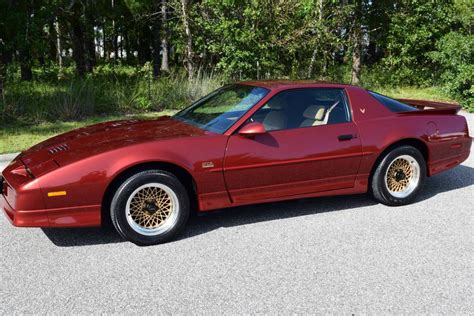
[373,86,456,103]
[0,111,176,154]
[1,86,457,155]
[0,71,464,155]
[0,67,223,154]
[0,67,223,124]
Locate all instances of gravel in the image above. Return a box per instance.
[1,113,473,314]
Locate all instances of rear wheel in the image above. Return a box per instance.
[110,170,190,245]
[371,145,426,206]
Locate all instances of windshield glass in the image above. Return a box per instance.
[174,84,269,133]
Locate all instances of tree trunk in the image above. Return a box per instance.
[0,75,4,104]
[0,62,4,99]
[20,59,33,81]
[111,0,118,61]
[180,0,194,79]
[112,25,118,61]
[161,38,170,73]
[152,0,161,79]
[19,42,33,80]
[20,2,33,81]
[48,19,57,62]
[55,17,63,71]
[351,29,361,85]
[102,21,108,60]
[351,1,363,85]
[70,7,86,77]
[307,0,323,79]
[0,52,10,102]
[137,25,151,65]
[367,40,376,64]
[124,31,133,64]
[160,0,170,73]
[307,48,317,79]
[86,33,96,72]
[84,7,96,73]
[152,17,161,78]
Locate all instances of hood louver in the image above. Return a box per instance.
[48,144,69,154]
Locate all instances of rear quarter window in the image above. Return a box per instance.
[369,91,418,112]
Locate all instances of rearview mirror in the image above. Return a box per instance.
[238,122,266,137]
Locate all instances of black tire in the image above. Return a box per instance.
[110,170,190,246]
[371,145,426,206]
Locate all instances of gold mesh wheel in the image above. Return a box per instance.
[386,158,412,192]
[129,186,173,229]
[384,154,421,199]
[125,183,179,236]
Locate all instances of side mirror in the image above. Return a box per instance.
[238,122,266,138]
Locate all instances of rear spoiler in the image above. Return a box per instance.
[397,98,461,115]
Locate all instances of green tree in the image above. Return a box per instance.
[382,1,457,85]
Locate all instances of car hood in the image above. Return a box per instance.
[18,116,207,174]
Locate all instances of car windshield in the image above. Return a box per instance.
[174,84,269,133]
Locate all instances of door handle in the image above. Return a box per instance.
[338,134,354,141]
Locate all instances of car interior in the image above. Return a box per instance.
[249,88,351,131]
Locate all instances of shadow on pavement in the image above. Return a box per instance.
[417,164,474,201]
[42,226,124,247]
[41,164,474,247]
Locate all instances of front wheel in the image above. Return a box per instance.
[371,145,426,206]
[110,170,190,245]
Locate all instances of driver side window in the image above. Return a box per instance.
[249,88,351,131]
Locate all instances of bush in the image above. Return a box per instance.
[430,32,474,111]
[49,80,96,121]
[0,67,225,125]
[151,74,222,110]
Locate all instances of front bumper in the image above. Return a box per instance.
[1,192,102,227]
[1,157,102,228]
[1,193,49,226]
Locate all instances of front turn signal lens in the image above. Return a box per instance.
[47,191,67,197]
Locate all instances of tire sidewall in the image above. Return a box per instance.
[374,146,426,206]
[111,170,190,246]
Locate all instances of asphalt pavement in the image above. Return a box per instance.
[1,113,473,314]
[0,152,17,171]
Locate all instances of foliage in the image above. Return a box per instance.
[0,0,473,127]
[0,85,456,154]
[430,32,473,111]
[379,1,457,86]
[0,66,223,124]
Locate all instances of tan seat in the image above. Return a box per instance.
[262,98,287,131]
[300,105,326,127]
[300,101,340,127]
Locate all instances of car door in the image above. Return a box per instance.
[223,88,363,204]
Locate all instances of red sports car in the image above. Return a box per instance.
[1,81,471,245]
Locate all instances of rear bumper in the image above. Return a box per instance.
[428,136,472,176]
[1,193,101,227]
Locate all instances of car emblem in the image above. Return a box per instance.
[360,108,366,114]
[202,161,214,168]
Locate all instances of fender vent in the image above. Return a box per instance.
[48,144,69,154]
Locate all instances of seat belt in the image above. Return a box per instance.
[323,101,340,124]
